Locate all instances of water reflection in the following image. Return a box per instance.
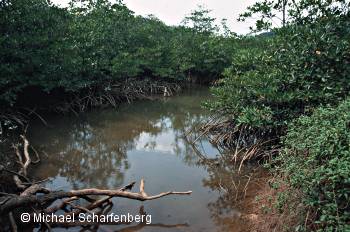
[29,89,212,188]
[201,156,266,232]
[28,88,265,232]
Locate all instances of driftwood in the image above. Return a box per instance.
[0,135,192,231]
[13,135,31,177]
[0,180,192,214]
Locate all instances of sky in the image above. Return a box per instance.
[52,0,257,34]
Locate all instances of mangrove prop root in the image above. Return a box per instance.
[57,78,182,113]
[185,114,280,164]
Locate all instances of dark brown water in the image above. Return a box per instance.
[28,87,265,232]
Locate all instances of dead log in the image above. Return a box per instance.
[20,135,31,177]
[0,179,192,215]
[1,135,192,232]
[51,182,137,216]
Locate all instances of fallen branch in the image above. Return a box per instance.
[11,135,36,182]
[56,182,137,216]
[0,135,192,232]
[19,135,31,177]
[0,179,192,215]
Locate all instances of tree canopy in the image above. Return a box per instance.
[0,0,236,106]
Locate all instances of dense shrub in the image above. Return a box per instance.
[206,14,350,129]
[0,0,235,107]
[206,4,350,230]
[0,0,72,104]
[274,99,350,231]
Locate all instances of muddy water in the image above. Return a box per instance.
[28,87,266,232]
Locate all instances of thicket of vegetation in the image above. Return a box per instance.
[206,0,350,230]
[0,0,235,108]
[207,11,350,129]
[1,0,350,231]
[276,99,350,231]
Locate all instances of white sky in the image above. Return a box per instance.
[52,0,257,34]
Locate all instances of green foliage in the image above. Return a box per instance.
[0,0,235,106]
[274,99,350,231]
[0,0,72,104]
[205,37,277,128]
[239,0,350,32]
[208,3,350,230]
[182,5,219,34]
[238,0,286,31]
[207,14,350,129]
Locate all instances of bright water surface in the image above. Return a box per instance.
[28,87,264,232]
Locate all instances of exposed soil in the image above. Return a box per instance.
[240,174,304,232]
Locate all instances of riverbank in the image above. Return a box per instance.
[1,77,183,125]
[241,176,303,232]
[202,98,350,231]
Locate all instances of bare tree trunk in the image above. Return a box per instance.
[282,0,287,27]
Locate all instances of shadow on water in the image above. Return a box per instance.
[28,87,267,232]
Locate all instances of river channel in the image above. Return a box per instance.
[28,87,266,232]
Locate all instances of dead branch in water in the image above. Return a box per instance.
[0,179,192,214]
[17,135,31,177]
[0,135,192,231]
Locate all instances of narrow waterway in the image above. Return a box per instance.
[28,87,266,232]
